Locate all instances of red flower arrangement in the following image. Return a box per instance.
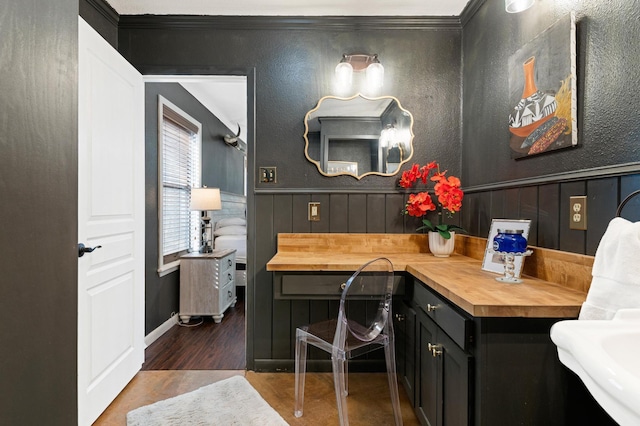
[399,161,465,239]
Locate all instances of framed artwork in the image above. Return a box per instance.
[508,12,577,159]
[482,219,532,277]
[327,161,358,175]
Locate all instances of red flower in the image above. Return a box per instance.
[399,162,465,228]
[399,163,422,188]
[405,192,437,217]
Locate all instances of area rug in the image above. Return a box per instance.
[126,375,288,425]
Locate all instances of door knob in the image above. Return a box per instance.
[78,243,102,258]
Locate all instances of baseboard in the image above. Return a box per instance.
[144,313,178,347]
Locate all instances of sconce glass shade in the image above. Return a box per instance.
[366,62,385,90]
[379,124,396,148]
[335,61,353,88]
[505,0,535,13]
[190,187,222,211]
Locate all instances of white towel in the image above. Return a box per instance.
[579,217,640,320]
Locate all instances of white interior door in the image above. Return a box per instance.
[78,17,145,425]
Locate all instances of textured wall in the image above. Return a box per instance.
[120,17,464,342]
[460,0,640,254]
[144,83,246,333]
[119,17,463,188]
[462,0,640,186]
[118,3,640,368]
[0,0,78,423]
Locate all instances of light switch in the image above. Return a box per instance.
[308,202,320,221]
[259,167,277,183]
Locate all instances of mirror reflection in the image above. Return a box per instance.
[304,94,414,179]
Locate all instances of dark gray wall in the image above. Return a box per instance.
[119,16,463,368]
[461,0,640,254]
[118,1,640,369]
[463,0,640,186]
[144,83,246,333]
[0,0,78,424]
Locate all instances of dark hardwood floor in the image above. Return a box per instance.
[142,288,246,370]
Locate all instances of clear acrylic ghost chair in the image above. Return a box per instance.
[294,257,403,426]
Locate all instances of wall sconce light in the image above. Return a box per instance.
[379,123,397,148]
[335,53,384,92]
[505,0,535,13]
[190,187,222,253]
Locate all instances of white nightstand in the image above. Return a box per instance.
[179,249,236,323]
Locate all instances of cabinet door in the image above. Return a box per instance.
[417,310,472,426]
[417,310,440,426]
[393,301,416,406]
[440,327,471,426]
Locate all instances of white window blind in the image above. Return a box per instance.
[158,96,201,275]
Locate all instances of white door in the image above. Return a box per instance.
[78,17,145,425]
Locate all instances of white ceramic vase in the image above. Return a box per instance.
[428,231,455,258]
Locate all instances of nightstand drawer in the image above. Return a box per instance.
[218,268,235,287]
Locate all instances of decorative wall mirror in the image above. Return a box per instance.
[303,94,414,179]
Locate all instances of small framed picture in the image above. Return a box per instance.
[482,219,532,277]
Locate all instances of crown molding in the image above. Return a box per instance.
[118,15,462,31]
[460,0,487,27]
[84,0,119,27]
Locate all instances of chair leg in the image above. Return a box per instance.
[384,341,404,426]
[294,333,308,418]
[343,358,349,396]
[332,354,349,426]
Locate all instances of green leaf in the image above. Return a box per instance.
[435,224,449,232]
[420,219,435,231]
[447,224,466,233]
[437,229,451,239]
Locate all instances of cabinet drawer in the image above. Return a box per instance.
[218,267,235,287]
[414,281,472,351]
[220,254,235,274]
[275,273,404,300]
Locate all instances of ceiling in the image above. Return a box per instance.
[118,0,471,148]
[105,0,471,16]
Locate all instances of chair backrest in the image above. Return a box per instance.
[333,257,394,349]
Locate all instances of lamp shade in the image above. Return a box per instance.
[190,187,222,211]
[379,124,396,148]
[505,0,535,13]
[335,61,353,88]
[366,62,384,89]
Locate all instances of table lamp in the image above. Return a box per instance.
[190,187,222,253]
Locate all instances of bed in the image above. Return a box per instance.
[213,218,247,286]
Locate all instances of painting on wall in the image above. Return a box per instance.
[508,12,577,159]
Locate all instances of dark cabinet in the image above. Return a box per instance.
[393,300,416,406]
[416,308,471,426]
[403,278,602,426]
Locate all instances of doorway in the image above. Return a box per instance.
[142,74,252,371]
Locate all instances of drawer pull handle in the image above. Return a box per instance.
[228,290,233,298]
[228,259,232,267]
[228,273,233,281]
[428,343,443,357]
[340,282,346,291]
[395,313,405,322]
[426,303,439,312]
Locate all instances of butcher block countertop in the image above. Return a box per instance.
[266,233,589,318]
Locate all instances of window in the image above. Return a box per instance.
[157,96,202,276]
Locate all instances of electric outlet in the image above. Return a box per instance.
[308,202,320,221]
[569,196,587,230]
[259,167,277,183]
